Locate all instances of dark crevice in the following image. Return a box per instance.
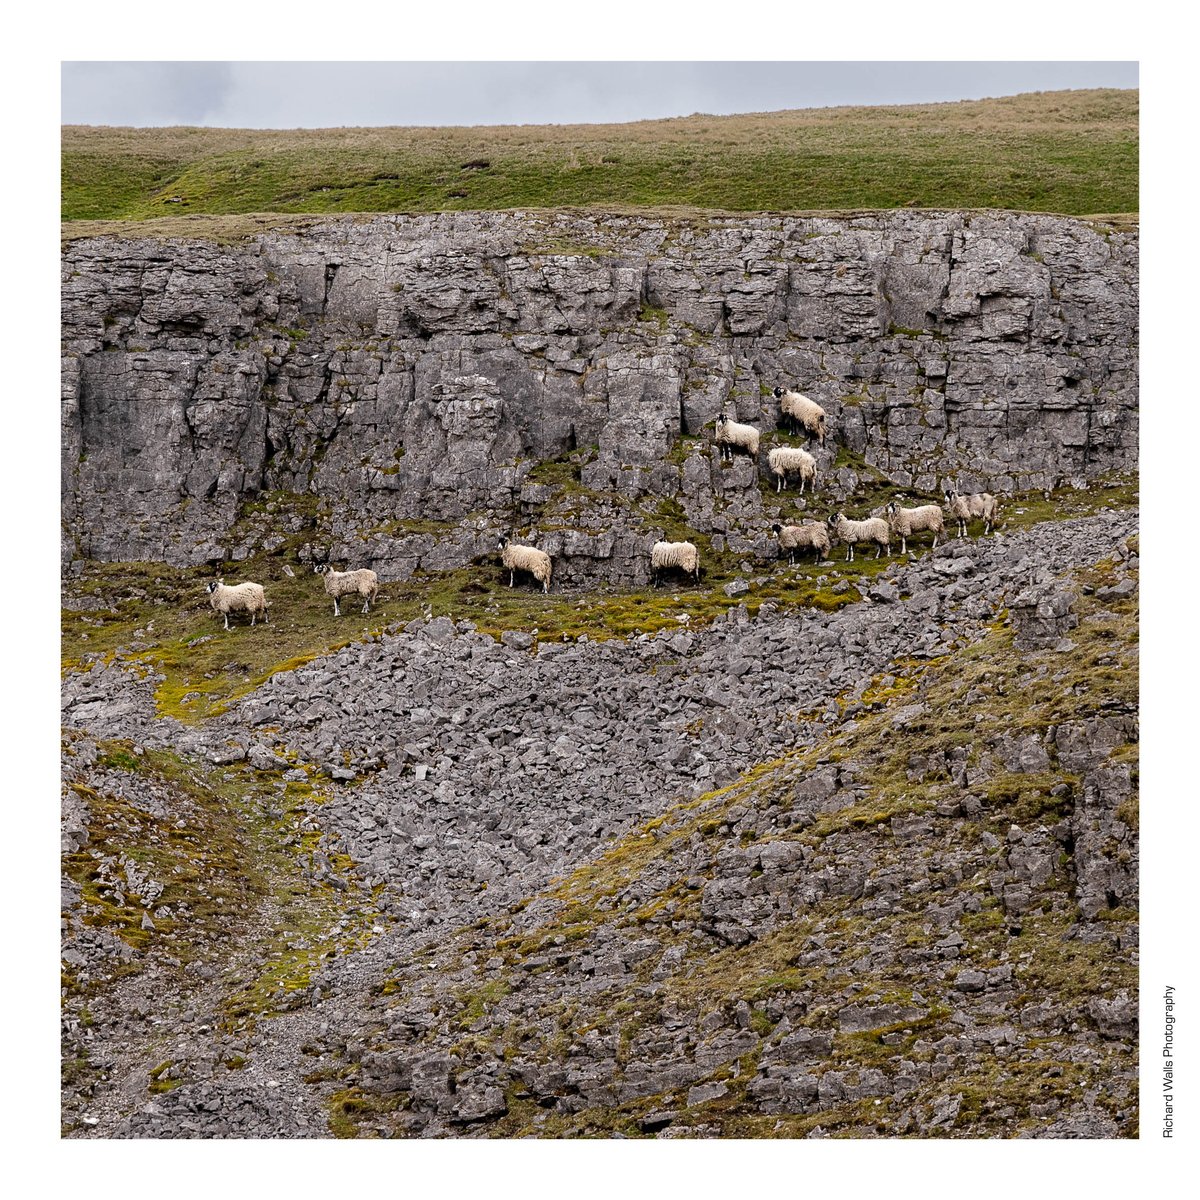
[322,262,340,312]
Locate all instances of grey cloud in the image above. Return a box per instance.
[63,61,236,126]
[62,61,1139,129]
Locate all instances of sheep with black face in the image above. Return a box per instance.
[206,579,268,630]
[499,536,552,593]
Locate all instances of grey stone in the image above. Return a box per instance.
[954,969,987,993]
[837,1003,930,1033]
[686,1081,729,1107]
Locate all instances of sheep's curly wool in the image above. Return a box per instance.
[827,513,891,561]
[774,387,827,444]
[317,565,379,615]
[887,502,945,554]
[500,538,552,593]
[206,580,268,630]
[771,521,830,564]
[767,445,817,493]
[945,489,999,536]
[651,540,700,584]
[714,414,761,461]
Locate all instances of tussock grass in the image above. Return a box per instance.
[62,89,1137,225]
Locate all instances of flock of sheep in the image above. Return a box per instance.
[205,386,998,626]
[205,565,379,629]
[659,388,996,583]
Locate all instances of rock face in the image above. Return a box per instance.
[61,210,1138,577]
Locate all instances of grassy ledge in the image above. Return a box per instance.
[61,476,1137,723]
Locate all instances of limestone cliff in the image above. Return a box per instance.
[61,210,1137,581]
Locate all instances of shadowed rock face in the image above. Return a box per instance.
[61,210,1138,576]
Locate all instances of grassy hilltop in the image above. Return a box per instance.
[62,88,1137,223]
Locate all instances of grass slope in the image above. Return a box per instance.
[62,89,1137,223]
[60,731,382,1131]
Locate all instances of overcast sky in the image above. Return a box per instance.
[61,61,1138,128]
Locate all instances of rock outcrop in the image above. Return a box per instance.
[62,210,1138,579]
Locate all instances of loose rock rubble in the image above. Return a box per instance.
[61,510,1138,1138]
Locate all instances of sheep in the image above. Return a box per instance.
[771,521,831,565]
[944,488,999,537]
[773,387,827,445]
[826,512,890,561]
[205,579,268,630]
[651,540,700,586]
[714,413,761,462]
[314,563,379,616]
[886,500,944,556]
[767,445,817,493]
[498,535,552,593]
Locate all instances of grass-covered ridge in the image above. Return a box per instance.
[62,89,1137,224]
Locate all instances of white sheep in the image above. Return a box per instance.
[314,564,379,616]
[773,387,827,445]
[886,500,945,555]
[498,536,552,593]
[767,445,817,493]
[205,579,268,630]
[714,413,761,462]
[771,521,831,565]
[944,488,999,537]
[651,540,700,586]
[826,513,890,561]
